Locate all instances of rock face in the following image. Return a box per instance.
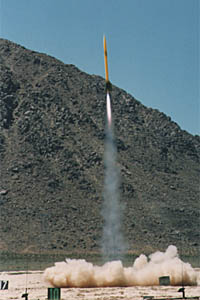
[0,38,199,255]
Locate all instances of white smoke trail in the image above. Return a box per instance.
[43,245,198,287]
[101,92,127,261]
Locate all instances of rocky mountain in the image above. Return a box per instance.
[0,38,199,256]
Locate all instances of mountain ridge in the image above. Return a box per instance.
[0,38,199,256]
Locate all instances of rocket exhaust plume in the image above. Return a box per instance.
[106,92,112,127]
[101,112,126,261]
[101,35,127,261]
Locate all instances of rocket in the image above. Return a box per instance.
[104,35,112,127]
[103,35,112,93]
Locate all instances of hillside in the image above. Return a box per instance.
[0,38,199,256]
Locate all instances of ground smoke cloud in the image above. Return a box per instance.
[43,245,198,287]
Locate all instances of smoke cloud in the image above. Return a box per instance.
[101,93,127,261]
[43,245,198,287]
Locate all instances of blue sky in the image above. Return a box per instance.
[1,0,199,135]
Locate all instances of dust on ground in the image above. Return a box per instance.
[0,270,200,300]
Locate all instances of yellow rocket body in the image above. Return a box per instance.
[104,36,109,82]
[103,36,112,92]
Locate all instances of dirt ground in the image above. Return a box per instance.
[0,270,200,300]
